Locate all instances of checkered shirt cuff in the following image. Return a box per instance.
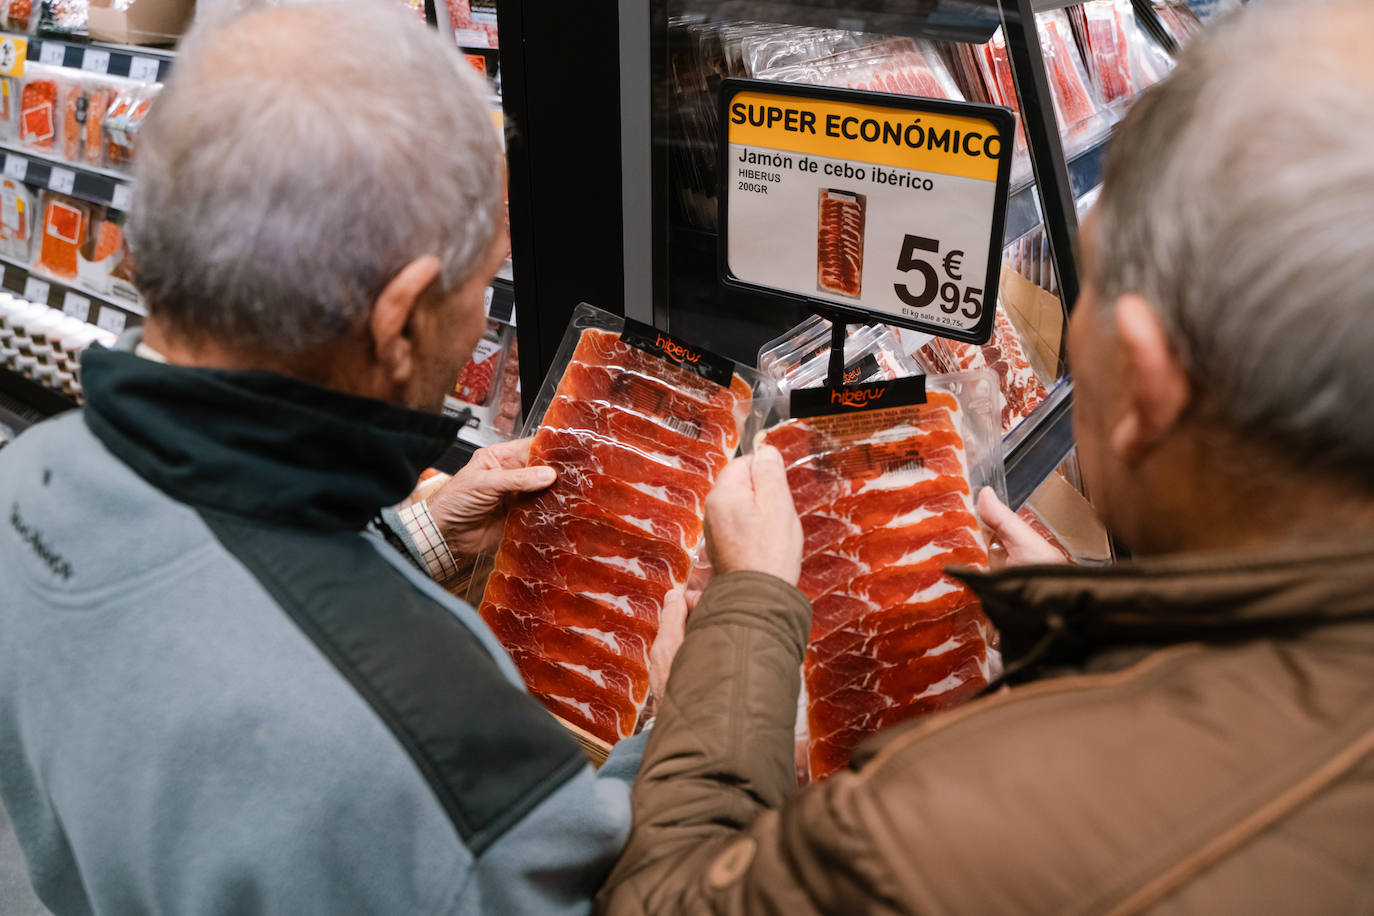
[397,500,460,584]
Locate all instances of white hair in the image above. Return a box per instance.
[128,0,504,355]
[1091,0,1374,478]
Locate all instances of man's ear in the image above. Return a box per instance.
[1110,294,1191,464]
[370,256,442,385]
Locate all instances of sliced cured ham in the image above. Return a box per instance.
[919,308,1048,433]
[762,391,998,779]
[479,328,746,745]
[817,189,865,298]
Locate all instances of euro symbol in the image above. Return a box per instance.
[942,249,964,281]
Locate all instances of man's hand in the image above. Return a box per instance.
[647,589,698,706]
[425,438,556,557]
[977,487,1068,567]
[704,445,803,584]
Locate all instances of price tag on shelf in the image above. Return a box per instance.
[80,49,110,75]
[718,79,1014,344]
[3,154,27,182]
[0,37,27,77]
[61,290,90,322]
[23,276,50,304]
[96,307,126,335]
[110,183,133,211]
[129,56,160,83]
[48,166,74,195]
[38,42,65,67]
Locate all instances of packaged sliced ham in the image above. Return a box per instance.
[449,0,498,48]
[19,74,60,152]
[472,304,775,756]
[755,371,1004,780]
[1082,0,1136,107]
[35,192,92,280]
[916,306,1048,434]
[492,334,522,436]
[452,320,505,406]
[63,80,111,167]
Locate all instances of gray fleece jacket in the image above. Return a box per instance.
[0,336,644,915]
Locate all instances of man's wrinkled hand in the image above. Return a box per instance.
[704,445,802,584]
[977,487,1068,568]
[425,437,555,558]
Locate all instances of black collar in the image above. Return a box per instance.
[81,345,460,530]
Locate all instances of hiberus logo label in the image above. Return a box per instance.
[655,333,701,364]
[619,316,736,388]
[792,374,928,418]
[830,386,886,409]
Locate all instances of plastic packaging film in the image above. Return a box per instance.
[469,304,777,752]
[753,370,1005,781]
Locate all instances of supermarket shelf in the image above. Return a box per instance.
[1004,377,1074,509]
[0,253,144,331]
[21,34,172,82]
[1004,132,1110,245]
[683,1,1001,44]
[0,364,76,419]
[0,145,133,212]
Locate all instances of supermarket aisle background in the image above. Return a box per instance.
[0,801,47,915]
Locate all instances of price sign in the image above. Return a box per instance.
[719,79,1013,344]
[110,183,132,211]
[129,56,160,83]
[62,290,90,321]
[23,276,49,304]
[96,306,126,335]
[38,42,65,67]
[3,154,27,182]
[0,37,26,77]
[48,166,74,195]
[80,49,110,74]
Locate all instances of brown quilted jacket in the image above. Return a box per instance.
[597,539,1374,915]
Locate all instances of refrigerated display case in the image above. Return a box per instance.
[498,0,1182,511]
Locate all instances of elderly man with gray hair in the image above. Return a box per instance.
[597,2,1374,913]
[0,2,672,914]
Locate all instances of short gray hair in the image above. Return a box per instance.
[1091,0,1374,479]
[129,0,504,355]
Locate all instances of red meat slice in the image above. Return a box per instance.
[532,427,714,515]
[559,362,740,455]
[502,506,691,588]
[544,396,729,475]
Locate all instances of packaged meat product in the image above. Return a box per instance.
[757,371,1004,780]
[63,82,111,166]
[452,320,505,406]
[817,189,865,299]
[35,193,91,280]
[473,304,775,751]
[19,75,59,152]
[42,0,90,36]
[782,324,920,394]
[0,178,33,261]
[1082,0,1136,106]
[492,335,522,437]
[2,0,40,33]
[1038,10,1109,142]
[758,314,831,377]
[0,77,19,143]
[104,86,155,170]
[449,0,498,48]
[917,307,1048,434]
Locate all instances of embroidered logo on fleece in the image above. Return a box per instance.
[10,502,72,581]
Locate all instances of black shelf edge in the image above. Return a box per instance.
[0,254,144,332]
[0,365,77,418]
[1004,378,1074,509]
[23,33,173,82]
[681,1,1002,44]
[0,144,134,212]
[1004,130,1111,245]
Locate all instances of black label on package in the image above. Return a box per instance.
[621,317,736,388]
[840,353,881,385]
[791,374,926,418]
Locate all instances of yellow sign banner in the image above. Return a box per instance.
[726,88,1004,183]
